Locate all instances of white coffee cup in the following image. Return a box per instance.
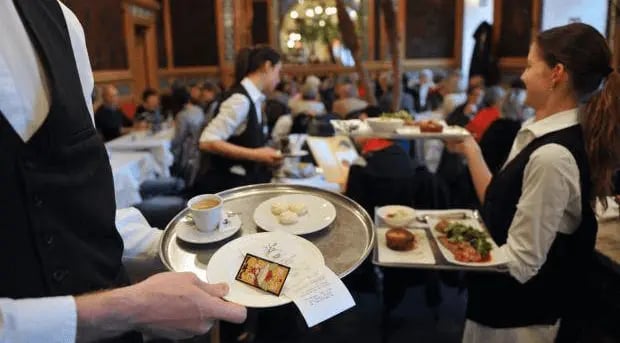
[188,194,222,232]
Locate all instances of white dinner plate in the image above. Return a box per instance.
[426,218,507,267]
[205,231,325,307]
[176,214,241,244]
[253,194,337,235]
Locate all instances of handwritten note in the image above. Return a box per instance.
[283,264,355,327]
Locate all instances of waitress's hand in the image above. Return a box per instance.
[253,147,283,166]
[445,136,481,158]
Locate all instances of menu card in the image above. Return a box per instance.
[283,263,355,327]
[241,238,355,327]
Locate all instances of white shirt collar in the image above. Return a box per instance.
[241,77,265,104]
[520,108,580,138]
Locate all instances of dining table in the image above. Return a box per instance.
[105,127,175,177]
[108,150,160,208]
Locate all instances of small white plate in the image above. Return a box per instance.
[376,227,435,265]
[376,205,416,228]
[205,231,325,307]
[253,194,337,235]
[176,214,242,244]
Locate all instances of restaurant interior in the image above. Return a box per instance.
[7,0,620,342]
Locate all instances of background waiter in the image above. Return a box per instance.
[0,1,245,342]
[197,46,283,194]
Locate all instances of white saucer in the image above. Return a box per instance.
[176,214,242,244]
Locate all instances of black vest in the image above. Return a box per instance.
[199,83,270,193]
[1,2,140,341]
[467,125,597,328]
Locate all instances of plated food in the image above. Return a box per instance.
[376,205,416,228]
[270,202,308,225]
[385,228,416,251]
[380,110,413,122]
[236,254,290,296]
[434,219,492,263]
[253,194,337,235]
[415,120,444,132]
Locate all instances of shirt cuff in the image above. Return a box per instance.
[0,296,76,343]
[116,207,162,260]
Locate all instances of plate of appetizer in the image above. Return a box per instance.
[205,231,325,307]
[376,205,416,228]
[376,227,435,265]
[427,218,507,266]
[253,194,337,235]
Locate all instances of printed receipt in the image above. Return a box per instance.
[283,263,355,327]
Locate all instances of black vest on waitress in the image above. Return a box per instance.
[467,125,597,328]
[1,2,140,342]
[199,83,270,193]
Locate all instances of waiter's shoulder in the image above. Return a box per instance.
[527,143,578,176]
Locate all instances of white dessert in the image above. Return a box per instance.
[278,210,298,225]
[271,202,288,215]
[288,203,308,216]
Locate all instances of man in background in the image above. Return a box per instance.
[94,85,133,141]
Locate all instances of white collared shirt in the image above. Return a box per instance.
[200,77,266,142]
[500,108,582,283]
[465,108,582,341]
[0,2,162,342]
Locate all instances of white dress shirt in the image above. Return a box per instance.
[464,108,582,342]
[200,77,265,142]
[0,2,162,342]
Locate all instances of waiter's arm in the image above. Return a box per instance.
[0,273,246,342]
[445,136,492,203]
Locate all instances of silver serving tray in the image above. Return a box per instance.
[160,184,375,278]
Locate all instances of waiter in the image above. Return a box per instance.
[0,1,245,342]
[197,46,283,194]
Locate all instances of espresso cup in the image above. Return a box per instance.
[188,194,222,232]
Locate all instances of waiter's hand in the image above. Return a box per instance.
[128,272,246,338]
[76,272,246,341]
[253,147,283,166]
[445,136,480,158]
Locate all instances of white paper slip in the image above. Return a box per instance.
[284,264,355,327]
[376,228,436,265]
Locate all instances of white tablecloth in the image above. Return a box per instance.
[274,175,341,193]
[109,151,159,208]
[105,128,174,177]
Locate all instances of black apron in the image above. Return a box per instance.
[0,1,140,341]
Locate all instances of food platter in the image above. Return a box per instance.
[330,119,470,140]
[160,184,375,280]
[372,207,508,272]
[427,218,507,267]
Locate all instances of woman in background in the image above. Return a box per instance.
[197,46,283,193]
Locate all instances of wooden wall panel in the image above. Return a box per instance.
[252,1,270,44]
[404,0,457,59]
[62,0,128,70]
[156,3,167,68]
[169,0,218,66]
[496,0,534,58]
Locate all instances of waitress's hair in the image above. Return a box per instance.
[234,45,281,85]
[536,23,620,204]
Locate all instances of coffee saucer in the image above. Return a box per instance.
[176,213,242,244]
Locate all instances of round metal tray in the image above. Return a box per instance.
[159,184,375,278]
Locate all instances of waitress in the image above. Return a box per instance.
[448,23,620,342]
[197,46,283,193]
